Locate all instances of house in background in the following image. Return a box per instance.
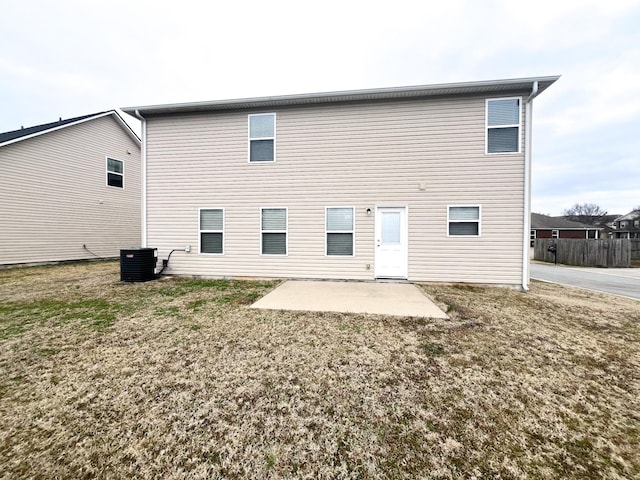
[0,111,142,265]
[530,213,601,245]
[123,76,558,290]
[613,210,640,239]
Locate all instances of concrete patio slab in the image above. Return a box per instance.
[250,280,448,318]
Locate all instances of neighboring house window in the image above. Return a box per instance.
[634,220,640,228]
[261,208,287,255]
[326,207,354,256]
[200,208,224,254]
[552,229,559,239]
[106,157,124,188]
[448,206,481,236]
[249,113,276,162]
[620,221,627,228]
[486,98,521,154]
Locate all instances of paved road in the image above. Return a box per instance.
[530,263,640,300]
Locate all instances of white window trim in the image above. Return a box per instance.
[199,207,225,255]
[260,207,288,256]
[485,97,522,155]
[552,229,559,238]
[447,205,482,237]
[248,113,276,163]
[325,206,356,257]
[106,157,124,188]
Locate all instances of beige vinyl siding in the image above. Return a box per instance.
[145,93,528,285]
[0,116,141,265]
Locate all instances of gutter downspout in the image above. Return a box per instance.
[522,81,539,291]
[133,110,147,248]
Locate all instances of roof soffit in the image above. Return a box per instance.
[123,76,561,116]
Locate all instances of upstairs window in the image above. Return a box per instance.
[448,206,481,237]
[107,157,123,188]
[249,113,275,162]
[261,208,287,255]
[486,98,521,154]
[326,207,354,256]
[200,209,224,254]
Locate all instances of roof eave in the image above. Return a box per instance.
[122,75,561,116]
[0,111,140,148]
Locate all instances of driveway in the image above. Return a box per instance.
[530,262,640,300]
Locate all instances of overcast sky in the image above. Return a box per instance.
[1,0,638,215]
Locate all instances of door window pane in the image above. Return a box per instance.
[381,213,401,243]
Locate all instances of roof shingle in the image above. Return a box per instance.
[531,213,594,229]
[0,111,111,144]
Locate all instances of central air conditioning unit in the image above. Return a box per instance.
[120,248,157,282]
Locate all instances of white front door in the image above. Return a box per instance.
[375,207,408,278]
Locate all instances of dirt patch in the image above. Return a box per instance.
[1,262,639,479]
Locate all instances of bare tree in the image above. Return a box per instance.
[562,203,607,225]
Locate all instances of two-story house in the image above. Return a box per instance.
[613,210,640,239]
[123,76,558,289]
[0,111,141,265]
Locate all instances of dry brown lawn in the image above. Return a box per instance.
[0,261,638,479]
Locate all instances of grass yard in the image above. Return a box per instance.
[0,261,639,479]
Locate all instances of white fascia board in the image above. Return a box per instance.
[122,76,561,116]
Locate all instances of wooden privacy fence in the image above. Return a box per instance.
[533,238,631,267]
[631,239,640,260]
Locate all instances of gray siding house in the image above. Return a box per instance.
[123,76,558,289]
[613,210,640,239]
[0,111,141,265]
